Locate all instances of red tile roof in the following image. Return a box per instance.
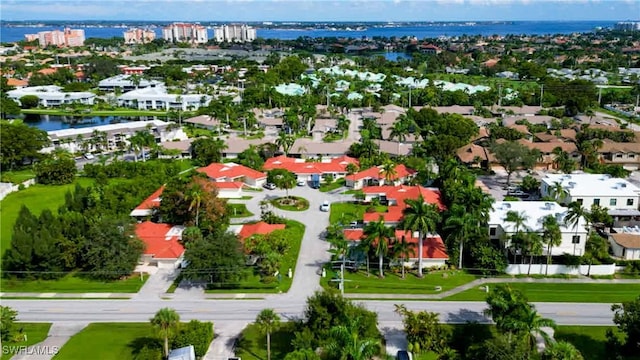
[238,221,286,240]
[135,221,185,259]
[214,181,245,189]
[345,164,416,182]
[197,162,266,181]
[342,229,448,259]
[362,185,445,210]
[134,186,164,211]
[263,155,358,174]
[6,78,28,87]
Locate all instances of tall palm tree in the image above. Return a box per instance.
[402,196,442,277]
[325,316,379,360]
[525,232,544,276]
[392,233,416,279]
[444,204,479,269]
[150,307,180,360]
[356,235,374,277]
[186,182,205,227]
[519,306,557,354]
[275,132,295,156]
[388,121,407,142]
[256,308,280,360]
[328,231,350,289]
[541,215,562,276]
[380,160,397,185]
[363,217,395,278]
[549,181,568,203]
[564,201,590,255]
[504,210,529,263]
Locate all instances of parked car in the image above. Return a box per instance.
[263,183,276,190]
[396,351,413,360]
[507,190,530,198]
[84,153,95,160]
[320,201,330,212]
[297,179,306,186]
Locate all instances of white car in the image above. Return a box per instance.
[297,179,306,186]
[84,153,95,160]
[320,201,330,212]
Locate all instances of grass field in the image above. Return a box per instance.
[53,323,156,360]
[0,178,95,257]
[320,178,346,192]
[1,323,52,360]
[554,326,615,360]
[0,272,147,293]
[205,220,304,294]
[228,203,254,218]
[0,169,36,184]
[321,268,477,294]
[444,283,640,303]
[234,322,298,360]
[329,203,388,224]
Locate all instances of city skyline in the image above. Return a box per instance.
[1,0,639,22]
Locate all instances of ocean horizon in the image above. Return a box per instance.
[0,20,617,43]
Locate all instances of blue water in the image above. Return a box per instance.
[23,114,164,132]
[0,21,614,43]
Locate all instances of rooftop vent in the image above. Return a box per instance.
[544,202,555,210]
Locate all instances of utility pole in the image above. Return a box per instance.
[540,84,544,107]
[408,85,412,108]
[243,117,247,137]
[598,87,602,106]
[498,83,503,107]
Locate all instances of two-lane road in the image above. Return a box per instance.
[2,299,614,326]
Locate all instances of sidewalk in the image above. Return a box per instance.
[12,322,88,360]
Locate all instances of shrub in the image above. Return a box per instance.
[134,346,163,360]
[17,184,25,191]
[365,206,377,213]
[172,320,214,357]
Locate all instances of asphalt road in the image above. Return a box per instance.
[2,299,614,326]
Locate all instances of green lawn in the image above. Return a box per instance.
[0,272,148,293]
[270,196,309,211]
[205,220,305,293]
[0,169,36,184]
[320,178,346,192]
[444,283,640,303]
[53,323,157,360]
[235,322,298,360]
[0,178,95,257]
[321,268,477,294]
[1,323,52,360]
[554,326,640,360]
[329,202,388,224]
[228,203,254,218]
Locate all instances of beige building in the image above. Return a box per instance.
[162,23,208,44]
[25,28,85,47]
[123,28,156,44]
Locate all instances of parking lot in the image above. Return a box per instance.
[478,169,541,201]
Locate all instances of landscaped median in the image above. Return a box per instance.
[270,196,309,211]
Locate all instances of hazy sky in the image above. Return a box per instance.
[1,0,638,22]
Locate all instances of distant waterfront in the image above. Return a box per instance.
[0,21,614,43]
[23,115,164,132]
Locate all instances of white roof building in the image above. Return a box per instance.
[118,85,212,111]
[540,173,640,212]
[98,74,164,91]
[7,86,95,107]
[489,201,588,256]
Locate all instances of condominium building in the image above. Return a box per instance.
[98,74,163,92]
[162,23,208,44]
[123,28,156,44]
[25,28,85,47]
[7,86,95,107]
[117,85,212,111]
[213,24,256,43]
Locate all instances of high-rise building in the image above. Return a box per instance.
[25,28,85,47]
[615,22,640,31]
[213,24,256,43]
[162,23,208,44]
[124,28,157,44]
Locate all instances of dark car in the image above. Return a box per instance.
[396,350,413,360]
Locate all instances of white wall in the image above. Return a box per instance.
[157,258,182,269]
[505,263,615,276]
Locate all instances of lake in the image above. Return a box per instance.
[23,114,165,132]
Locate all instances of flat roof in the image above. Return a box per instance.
[541,173,640,198]
[489,201,586,233]
[48,120,170,139]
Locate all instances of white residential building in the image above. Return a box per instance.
[540,173,640,211]
[7,86,95,107]
[117,85,212,111]
[45,120,187,153]
[609,226,640,260]
[98,74,164,92]
[162,23,208,44]
[213,24,256,42]
[489,201,589,256]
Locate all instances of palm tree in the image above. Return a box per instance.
[549,181,568,203]
[356,235,374,277]
[275,132,295,156]
[325,316,379,360]
[150,307,180,360]
[564,201,590,255]
[443,204,479,269]
[504,210,529,263]
[256,308,280,360]
[525,232,544,276]
[380,160,397,185]
[328,231,350,289]
[402,196,442,277]
[186,182,205,227]
[519,306,557,353]
[541,215,562,276]
[542,340,584,360]
[388,121,407,142]
[363,217,395,278]
[392,233,416,279]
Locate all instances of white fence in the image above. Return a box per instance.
[506,263,616,276]
[0,179,36,201]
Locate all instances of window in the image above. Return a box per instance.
[630,154,636,159]
[489,227,497,236]
[610,198,617,206]
[572,235,580,244]
[628,198,635,206]
[616,154,623,158]
[576,199,583,205]
[594,198,600,205]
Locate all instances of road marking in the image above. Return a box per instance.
[557,312,577,316]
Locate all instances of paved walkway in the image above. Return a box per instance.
[132,267,178,301]
[12,322,88,360]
